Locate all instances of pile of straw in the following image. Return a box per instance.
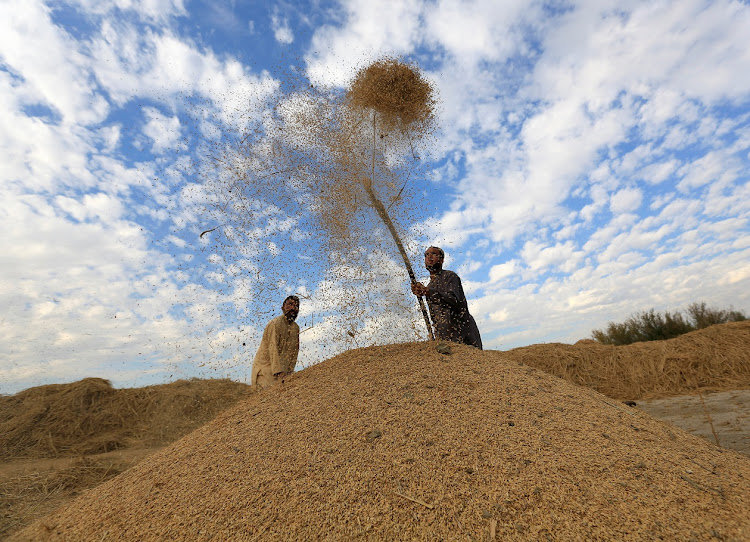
[12,341,750,541]
[504,320,750,400]
[0,379,252,460]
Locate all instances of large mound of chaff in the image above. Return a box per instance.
[12,341,750,541]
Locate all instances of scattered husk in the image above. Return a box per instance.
[11,335,750,541]
[0,379,253,460]
[191,58,439,357]
[504,321,750,400]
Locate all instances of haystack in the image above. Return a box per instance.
[0,378,252,460]
[505,320,750,400]
[12,342,750,541]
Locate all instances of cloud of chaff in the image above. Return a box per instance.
[187,59,438,369]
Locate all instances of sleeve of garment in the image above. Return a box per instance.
[429,273,463,311]
[268,320,283,375]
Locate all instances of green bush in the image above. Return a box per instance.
[591,302,747,345]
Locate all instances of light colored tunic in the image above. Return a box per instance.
[251,315,300,388]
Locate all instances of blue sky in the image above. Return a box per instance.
[2,0,749,394]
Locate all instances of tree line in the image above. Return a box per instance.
[592,302,747,345]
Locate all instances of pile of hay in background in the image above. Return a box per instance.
[2,322,747,462]
[0,379,252,460]
[504,320,750,399]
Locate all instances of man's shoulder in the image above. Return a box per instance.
[442,269,460,280]
[266,314,285,327]
[269,315,299,330]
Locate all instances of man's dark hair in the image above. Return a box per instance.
[282,295,300,307]
[425,246,445,258]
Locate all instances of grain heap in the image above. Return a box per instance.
[13,343,750,541]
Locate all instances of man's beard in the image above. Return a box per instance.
[285,311,298,321]
[426,263,442,273]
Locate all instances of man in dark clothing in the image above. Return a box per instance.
[411,247,483,349]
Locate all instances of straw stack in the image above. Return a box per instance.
[348,57,435,131]
[0,379,252,460]
[504,320,750,400]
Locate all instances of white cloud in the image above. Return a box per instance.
[0,1,288,393]
[69,0,187,21]
[271,14,294,44]
[639,160,678,185]
[609,187,642,215]
[0,179,217,393]
[521,240,583,273]
[424,0,529,61]
[488,260,519,283]
[305,0,424,86]
[142,107,181,154]
[677,151,733,191]
[429,0,750,247]
[0,0,109,126]
[476,244,750,350]
[721,264,750,285]
[88,22,279,127]
[0,86,94,193]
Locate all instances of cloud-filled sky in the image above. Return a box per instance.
[2,0,749,394]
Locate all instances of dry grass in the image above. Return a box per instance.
[504,320,750,400]
[9,329,750,541]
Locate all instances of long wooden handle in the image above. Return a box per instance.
[363,179,435,340]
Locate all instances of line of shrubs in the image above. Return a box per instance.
[591,302,747,345]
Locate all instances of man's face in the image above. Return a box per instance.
[282,298,300,321]
[424,247,444,272]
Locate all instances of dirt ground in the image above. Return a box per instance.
[636,388,750,457]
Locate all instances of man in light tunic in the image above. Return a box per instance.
[251,295,300,389]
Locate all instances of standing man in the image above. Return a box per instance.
[251,295,300,389]
[411,247,483,349]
